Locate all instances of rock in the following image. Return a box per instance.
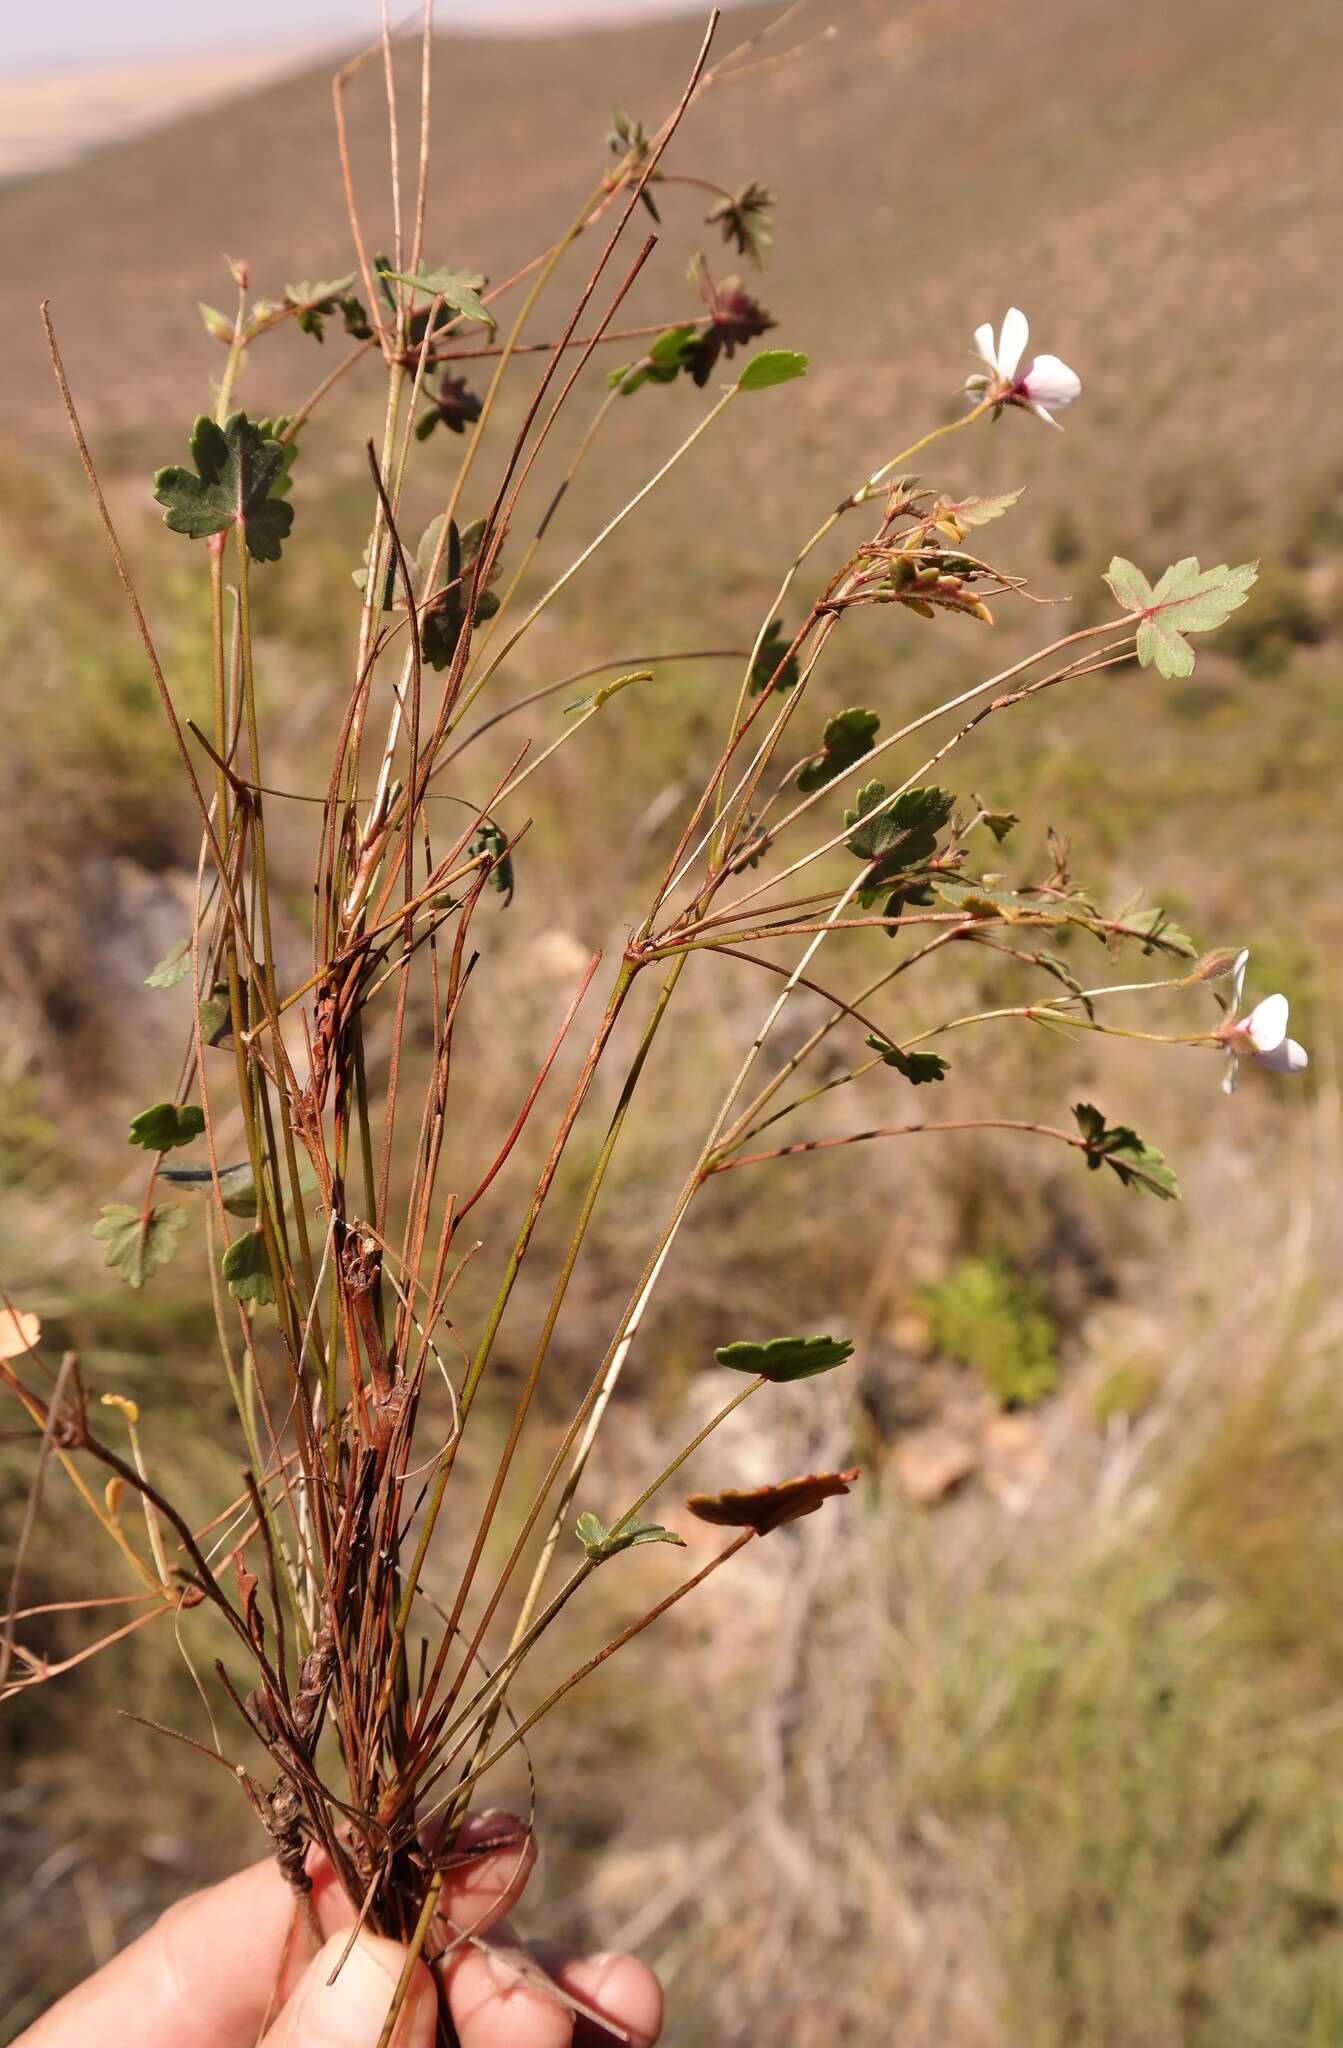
[531,928,593,979]
[893,1425,978,1506]
[982,1410,1050,1510]
[886,1308,935,1358]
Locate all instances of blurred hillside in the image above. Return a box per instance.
[4,1,1343,2042]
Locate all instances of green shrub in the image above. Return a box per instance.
[1217,557,1322,674]
[925,1254,1059,1407]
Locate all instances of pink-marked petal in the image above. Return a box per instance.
[998,307,1029,380]
[1244,993,1289,1053]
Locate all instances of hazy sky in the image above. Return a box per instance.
[8,0,714,69]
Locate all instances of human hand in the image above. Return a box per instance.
[18,1812,661,2048]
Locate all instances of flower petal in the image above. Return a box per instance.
[1221,1052,1239,1095]
[1028,400,1065,430]
[1231,947,1249,1012]
[1022,353,1081,409]
[1254,1036,1308,1075]
[998,307,1029,380]
[1244,992,1289,1053]
[973,321,998,370]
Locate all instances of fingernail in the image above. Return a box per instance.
[292,1932,435,2047]
[456,1809,527,1849]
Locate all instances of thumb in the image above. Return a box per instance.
[262,1931,439,2048]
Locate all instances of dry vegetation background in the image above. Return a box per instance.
[4,1,1343,2042]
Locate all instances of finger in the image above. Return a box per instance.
[530,1941,663,2048]
[426,1809,536,1945]
[20,1858,312,2048]
[20,1816,533,2048]
[440,1924,575,2048]
[307,1811,534,1955]
[260,1932,437,2048]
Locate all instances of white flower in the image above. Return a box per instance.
[965,306,1082,428]
[1218,948,1309,1093]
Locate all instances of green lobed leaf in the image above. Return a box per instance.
[283,276,357,341]
[737,348,808,392]
[576,1511,686,1562]
[1103,556,1154,612]
[153,412,294,563]
[221,1229,275,1305]
[864,1035,948,1085]
[934,878,1029,920]
[845,782,955,870]
[980,808,1019,843]
[162,1161,255,1217]
[253,417,299,499]
[749,619,802,696]
[380,266,493,328]
[145,939,190,989]
[646,323,698,374]
[93,1203,190,1290]
[869,879,935,933]
[1148,554,1259,630]
[714,1333,854,1381]
[796,707,880,793]
[607,324,698,394]
[1073,1102,1180,1200]
[1120,906,1198,959]
[128,1102,206,1153]
[705,180,775,267]
[161,1158,315,1219]
[933,487,1024,537]
[469,820,514,905]
[1105,555,1258,679]
[1139,612,1197,679]
[198,983,234,1046]
[409,513,502,669]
